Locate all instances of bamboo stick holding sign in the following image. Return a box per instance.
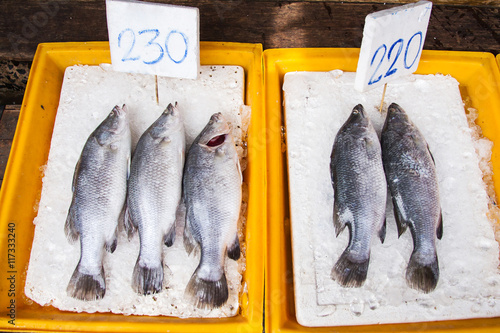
[354,1,432,92]
[106,0,200,80]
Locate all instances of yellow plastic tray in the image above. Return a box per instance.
[264,48,500,333]
[0,42,265,333]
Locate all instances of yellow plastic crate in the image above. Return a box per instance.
[264,48,500,333]
[0,41,265,333]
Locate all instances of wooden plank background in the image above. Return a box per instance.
[1,0,499,61]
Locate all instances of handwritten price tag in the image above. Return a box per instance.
[106,0,199,79]
[354,1,432,92]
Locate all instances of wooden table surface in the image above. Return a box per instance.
[0,0,499,188]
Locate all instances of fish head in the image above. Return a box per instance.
[383,102,411,132]
[342,104,370,135]
[95,104,130,148]
[196,113,234,155]
[149,103,184,141]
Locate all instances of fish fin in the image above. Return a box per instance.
[132,258,164,295]
[392,197,408,238]
[105,228,118,253]
[331,250,369,288]
[118,201,126,227]
[236,157,243,184]
[406,250,439,293]
[127,156,131,181]
[67,262,106,301]
[378,218,387,244]
[123,201,137,240]
[183,217,198,255]
[185,266,228,309]
[427,143,436,165]
[72,158,81,194]
[436,211,443,240]
[333,200,347,237]
[227,234,240,261]
[163,223,176,247]
[64,203,79,243]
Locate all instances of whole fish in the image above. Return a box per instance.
[183,112,241,309]
[381,102,442,293]
[65,105,131,301]
[330,104,387,287]
[125,103,185,295]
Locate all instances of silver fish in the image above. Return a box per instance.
[124,103,185,295]
[183,112,241,309]
[330,104,387,287]
[381,102,442,293]
[65,105,131,301]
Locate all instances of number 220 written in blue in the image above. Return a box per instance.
[118,28,188,65]
[368,31,423,86]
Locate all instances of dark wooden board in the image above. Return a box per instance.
[1,1,499,61]
[0,105,20,190]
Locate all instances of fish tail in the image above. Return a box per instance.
[331,250,369,288]
[185,266,228,309]
[406,250,439,293]
[132,258,164,295]
[66,263,106,301]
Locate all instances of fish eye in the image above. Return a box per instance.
[207,134,226,147]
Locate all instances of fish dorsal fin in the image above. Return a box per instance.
[427,143,436,165]
[64,202,80,243]
[123,199,138,240]
[72,158,82,193]
[378,218,387,244]
[105,227,118,253]
[183,214,198,256]
[436,210,443,240]
[164,222,176,247]
[236,156,243,184]
[333,200,347,237]
[392,195,408,237]
[227,234,241,260]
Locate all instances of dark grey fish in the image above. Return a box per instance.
[183,113,241,309]
[65,105,131,301]
[125,103,185,295]
[381,102,443,293]
[330,104,387,287]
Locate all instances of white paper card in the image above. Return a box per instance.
[106,0,200,79]
[354,1,432,92]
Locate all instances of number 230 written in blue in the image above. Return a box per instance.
[118,28,188,65]
[368,32,423,86]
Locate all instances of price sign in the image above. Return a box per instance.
[106,0,200,79]
[354,1,432,92]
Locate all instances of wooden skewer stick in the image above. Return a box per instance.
[155,75,159,105]
[379,83,387,113]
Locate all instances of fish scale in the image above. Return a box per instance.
[330,104,387,288]
[125,103,185,295]
[65,105,131,301]
[183,112,242,309]
[381,102,442,293]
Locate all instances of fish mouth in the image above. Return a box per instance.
[206,134,227,147]
[352,104,366,118]
[112,104,127,117]
[199,112,230,148]
[165,102,178,116]
[209,112,224,124]
[110,104,129,135]
[388,103,404,114]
